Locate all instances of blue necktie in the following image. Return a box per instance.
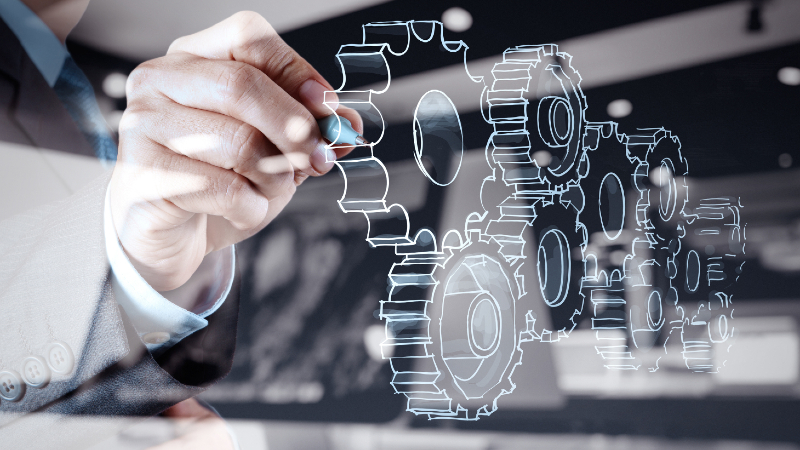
[53,55,118,162]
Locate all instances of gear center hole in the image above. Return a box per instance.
[470,297,499,352]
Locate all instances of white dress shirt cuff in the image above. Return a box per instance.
[103,188,235,354]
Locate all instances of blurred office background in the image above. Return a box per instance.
[3,0,800,448]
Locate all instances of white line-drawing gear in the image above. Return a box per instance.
[325,21,747,420]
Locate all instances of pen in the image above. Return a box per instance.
[317,115,370,146]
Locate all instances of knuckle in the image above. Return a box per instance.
[275,170,297,196]
[284,108,317,144]
[167,35,187,54]
[221,172,250,213]
[126,61,157,98]
[232,10,266,26]
[231,11,271,48]
[217,62,257,106]
[229,122,264,170]
[265,44,298,86]
[117,108,144,134]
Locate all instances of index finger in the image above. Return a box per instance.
[167,11,336,118]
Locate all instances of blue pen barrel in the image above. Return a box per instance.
[317,115,360,146]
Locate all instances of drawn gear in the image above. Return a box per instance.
[614,128,689,370]
[326,20,483,248]
[381,233,527,420]
[675,196,745,372]
[478,44,590,342]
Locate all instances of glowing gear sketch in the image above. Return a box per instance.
[479,45,590,343]
[581,126,746,373]
[676,196,745,372]
[324,20,482,246]
[381,232,526,420]
[325,21,747,420]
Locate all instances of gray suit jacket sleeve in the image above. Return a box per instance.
[0,171,239,449]
[0,20,238,448]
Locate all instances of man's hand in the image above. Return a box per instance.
[109,12,359,291]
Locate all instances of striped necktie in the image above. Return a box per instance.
[53,55,118,162]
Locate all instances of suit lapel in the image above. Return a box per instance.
[0,18,95,157]
[0,17,22,83]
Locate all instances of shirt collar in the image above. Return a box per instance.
[0,0,68,86]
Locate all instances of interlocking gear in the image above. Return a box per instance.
[581,125,745,372]
[380,231,526,420]
[478,45,590,343]
[324,20,483,249]
[326,22,747,419]
[676,196,745,372]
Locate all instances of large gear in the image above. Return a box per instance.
[380,232,527,420]
[324,20,484,248]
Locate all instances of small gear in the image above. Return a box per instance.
[578,122,645,369]
[482,45,588,191]
[675,196,745,372]
[622,128,689,371]
[579,126,691,371]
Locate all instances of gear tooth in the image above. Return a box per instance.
[490,131,532,165]
[389,355,441,394]
[366,204,411,247]
[441,230,464,251]
[380,299,429,320]
[503,45,543,63]
[407,393,452,415]
[499,162,544,184]
[362,22,412,55]
[337,157,388,213]
[410,21,436,42]
[385,313,430,341]
[499,196,539,219]
[335,44,390,92]
[485,219,530,241]
[381,339,431,360]
[387,283,430,302]
[491,62,533,87]
[396,228,438,255]
[487,97,528,123]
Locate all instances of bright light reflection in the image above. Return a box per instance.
[778,67,800,86]
[607,99,632,118]
[649,165,672,187]
[533,150,552,167]
[779,153,793,168]
[286,116,313,143]
[442,7,473,32]
[364,324,390,361]
[103,72,128,99]
[169,133,217,153]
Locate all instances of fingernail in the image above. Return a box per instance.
[310,142,336,174]
[299,79,338,112]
